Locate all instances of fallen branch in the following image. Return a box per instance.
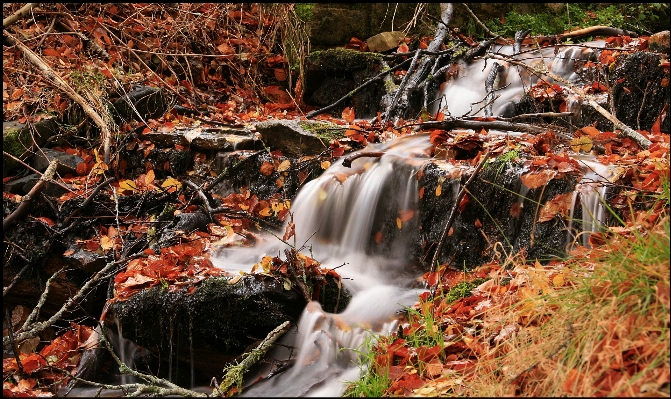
[218,320,291,396]
[3,30,115,162]
[341,151,385,168]
[3,3,37,29]
[535,25,638,45]
[3,159,58,231]
[430,151,491,273]
[417,119,572,139]
[61,177,115,228]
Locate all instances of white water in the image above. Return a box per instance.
[434,41,603,118]
[216,42,612,397]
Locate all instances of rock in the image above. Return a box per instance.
[141,126,259,151]
[63,245,107,273]
[3,118,59,177]
[255,119,331,156]
[33,148,84,176]
[648,30,670,53]
[107,273,350,377]
[112,86,169,123]
[366,31,406,52]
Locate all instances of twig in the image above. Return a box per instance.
[461,3,502,40]
[417,119,572,139]
[341,151,385,168]
[430,151,491,273]
[3,159,58,231]
[4,309,24,374]
[218,321,291,395]
[61,177,115,228]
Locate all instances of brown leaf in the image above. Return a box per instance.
[260,161,275,176]
[521,169,557,189]
[538,192,574,222]
[342,107,355,123]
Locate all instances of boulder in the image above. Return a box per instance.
[255,119,332,156]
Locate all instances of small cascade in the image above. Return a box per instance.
[214,41,617,397]
[110,315,140,385]
[569,157,612,248]
[434,41,603,118]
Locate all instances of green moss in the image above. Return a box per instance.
[307,48,382,72]
[295,3,314,22]
[445,278,488,303]
[298,121,346,142]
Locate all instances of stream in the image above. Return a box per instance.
[220,41,613,397]
[62,41,614,397]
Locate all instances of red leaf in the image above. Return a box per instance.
[342,107,355,123]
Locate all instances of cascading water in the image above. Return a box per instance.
[216,41,613,397]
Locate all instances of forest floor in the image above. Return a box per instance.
[3,3,669,397]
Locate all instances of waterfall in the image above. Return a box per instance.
[220,41,613,397]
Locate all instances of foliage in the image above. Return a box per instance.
[343,334,391,397]
[484,3,670,37]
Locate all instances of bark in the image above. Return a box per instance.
[3,3,38,29]
[383,3,454,125]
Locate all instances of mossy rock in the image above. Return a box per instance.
[107,273,350,377]
[3,118,59,177]
[306,48,382,73]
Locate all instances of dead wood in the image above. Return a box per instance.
[60,177,115,229]
[341,151,385,168]
[3,3,38,29]
[417,119,572,139]
[535,25,638,45]
[4,29,115,163]
[383,4,454,125]
[3,159,58,232]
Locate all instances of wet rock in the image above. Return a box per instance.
[648,30,670,53]
[107,274,350,378]
[3,118,59,177]
[33,148,84,176]
[141,126,258,151]
[255,119,330,156]
[415,157,580,269]
[63,245,108,274]
[3,174,69,196]
[112,86,169,123]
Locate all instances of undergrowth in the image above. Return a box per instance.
[348,173,669,397]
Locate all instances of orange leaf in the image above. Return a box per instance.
[145,169,155,185]
[342,107,355,123]
[521,169,557,189]
[260,161,275,176]
[398,209,414,222]
[36,217,55,227]
[397,43,409,53]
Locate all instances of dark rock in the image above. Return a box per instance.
[304,48,384,118]
[112,86,169,123]
[33,148,84,176]
[63,245,107,274]
[255,120,330,157]
[3,118,59,177]
[415,157,580,269]
[141,126,258,151]
[106,274,350,378]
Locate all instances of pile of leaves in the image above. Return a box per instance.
[350,198,669,397]
[3,324,95,397]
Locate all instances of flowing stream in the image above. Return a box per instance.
[227,41,613,397]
